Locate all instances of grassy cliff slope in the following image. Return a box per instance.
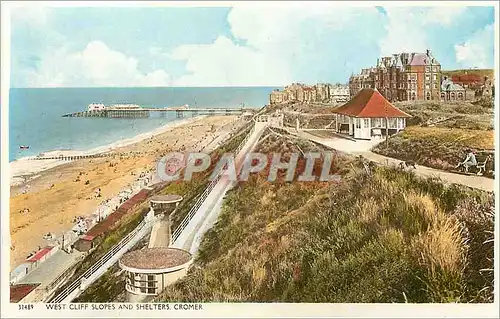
[156,134,493,303]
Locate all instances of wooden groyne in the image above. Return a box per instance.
[62,107,255,119]
[30,154,110,161]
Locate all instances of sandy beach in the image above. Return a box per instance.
[10,116,205,186]
[9,115,246,268]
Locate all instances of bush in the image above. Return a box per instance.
[372,127,494,178]
[155,139,493,303]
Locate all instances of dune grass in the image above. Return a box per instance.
[156,136,494,303]
[372,126,494,176]
[394,100,494,130]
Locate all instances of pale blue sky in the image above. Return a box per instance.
[9,5,496,87]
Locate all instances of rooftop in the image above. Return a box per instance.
[26,246,55,262]
[150,194,183,204]
[120,247,192,270]
[331,88,411,118]
[83,188,151,239]
[10,283,40,303]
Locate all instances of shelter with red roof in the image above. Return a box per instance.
[332,88,411,140]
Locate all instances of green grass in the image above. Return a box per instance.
[155,136,493,303]
[394,100,494,130]
[165,123,253,231]
[441,69,493,79]
[372,126,494,177]
[50,204,149,299]
[74,264,125,302]
[69,122,253,302]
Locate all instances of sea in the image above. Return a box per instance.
[9,87,278,162]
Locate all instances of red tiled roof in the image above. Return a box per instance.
[10,283,40,303]
[451,74,483,84]
[84,188,151,239]
[26,246,54,262]
[81,235,95,241]
[332,89,411,118]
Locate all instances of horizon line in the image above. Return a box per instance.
[9,85,287,89]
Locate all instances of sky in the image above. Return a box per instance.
[8,4,496,88]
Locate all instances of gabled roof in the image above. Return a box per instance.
[332,89,411,118]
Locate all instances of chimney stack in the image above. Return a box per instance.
[426,49,430,56]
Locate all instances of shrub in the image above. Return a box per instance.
[155,138,493,303]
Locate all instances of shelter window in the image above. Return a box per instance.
[388,118,397,128]
[356,119,361,129]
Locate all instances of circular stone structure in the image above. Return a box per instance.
[119,247,192,302]
[150,194,183,204]
[149,194,183,216]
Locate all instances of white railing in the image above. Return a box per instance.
[171,124,256,243]
[49,216,150,303]
[171,171,222,242]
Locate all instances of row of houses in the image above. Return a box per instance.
[270,83,350,105]
[349,50,494,102]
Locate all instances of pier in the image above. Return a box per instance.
[62,107,255,119]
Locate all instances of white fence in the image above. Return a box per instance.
[48,214,156,303]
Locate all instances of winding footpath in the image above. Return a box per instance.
[298,130,495,193]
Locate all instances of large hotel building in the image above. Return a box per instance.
[349,50,442,102]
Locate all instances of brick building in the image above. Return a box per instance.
[450,74,494,99]
[349,50,442,102]
[330,83,351,104]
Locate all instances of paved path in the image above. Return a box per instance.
[17,249,85,302]
[299,130,495,193]
[19,250,84,286]
[148,216,171,248]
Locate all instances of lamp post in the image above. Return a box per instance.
[385,102,389,149]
